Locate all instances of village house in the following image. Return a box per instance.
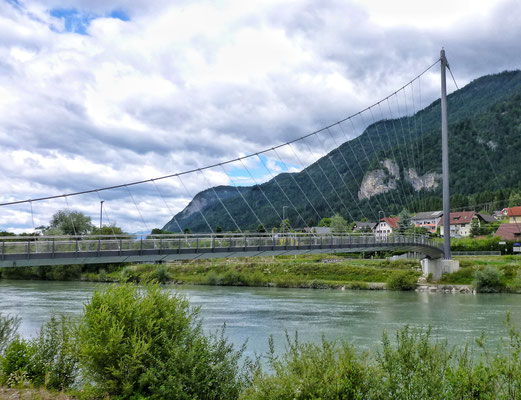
[502,206,521,224]
[439,211,494,237]
[374,217,399,238]
[352,221,377,232]
[411,211,443,234]
[495,223,521,241]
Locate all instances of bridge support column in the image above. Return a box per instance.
[421,258,460,281]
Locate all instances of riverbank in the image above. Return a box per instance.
[1,254,520,292]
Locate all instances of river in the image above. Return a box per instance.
[1,280,521,359]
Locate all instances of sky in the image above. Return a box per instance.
[1,0,520,234]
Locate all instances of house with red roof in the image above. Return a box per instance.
[439,211,495,237]
[374,217,399,238]
[502,207,521,224]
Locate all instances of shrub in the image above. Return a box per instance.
[121,265,140,282]
[0,338,34,386]
[152,265,171,283]
[0,313,20,353]
[241,334,371,399]
[98,268,107,281]
[0,315,78,390]
[76,283,245,399]
[386,271,417,290]
[29,315,78,390]
[205,270,222,285]
[473,266,505,293]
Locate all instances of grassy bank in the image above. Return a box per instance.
[0,254,423,290]
[440,255,521,291]
[1,254,521,292]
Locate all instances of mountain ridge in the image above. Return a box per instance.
[164,70,521,232]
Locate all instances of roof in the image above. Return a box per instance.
[495,223,521,240]
[314,227,331,234]
[380,217,399,229]
[353,221,377,229]
[505,207,521,217]
[479,213,497,223]
[439,211,476,226]
[412,211,443,220]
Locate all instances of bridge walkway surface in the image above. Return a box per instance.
[0,233,443,268]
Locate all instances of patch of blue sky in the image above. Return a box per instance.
[224,155,300,187]
[49,7,129,35]
[5,0,21,8]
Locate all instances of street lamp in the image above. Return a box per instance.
[282,206,289,235]
[99,201,104,239]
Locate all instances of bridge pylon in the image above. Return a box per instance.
[421,49,459,280]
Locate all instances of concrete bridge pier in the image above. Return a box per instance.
[421,258,460,281]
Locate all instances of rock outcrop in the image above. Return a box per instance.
[358,159,440,200]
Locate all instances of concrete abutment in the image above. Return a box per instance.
[420,258,460,281]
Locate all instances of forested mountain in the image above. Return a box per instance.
[164,70,521,233]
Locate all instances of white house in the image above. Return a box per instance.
[411,211,443,234]
[374,217,399,238]
[439,212,494,237]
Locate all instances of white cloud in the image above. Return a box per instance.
[0,0,519,233]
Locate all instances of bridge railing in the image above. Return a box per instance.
[0,232,443,259]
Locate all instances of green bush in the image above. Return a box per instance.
[386,271,417,290]
[241,334,371,399]
[0,315,78,390]
[152,265,171,283]
[0,338,34,386]
[29,315,78,390]
[0,313,20,353]
[76,283,245,399]
[473,266,505,293]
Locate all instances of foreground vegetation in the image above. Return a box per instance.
[1,282,521,399]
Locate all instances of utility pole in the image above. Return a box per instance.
[440,49,451,259]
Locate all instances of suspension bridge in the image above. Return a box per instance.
[0,50,463,276]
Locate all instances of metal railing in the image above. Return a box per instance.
[0,232,443,262]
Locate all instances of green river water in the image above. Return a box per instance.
[1,280,521,359]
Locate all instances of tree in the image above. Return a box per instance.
[470,218,480,237]
[397,209,411,234]
[509,191,521,207]
[257,224,266,233]
[92,225,125,236]
[318,218,332,227]
[215,226,223,233]
[150,228,172,235]
[48,210,94,236]
[330,214,347,233]
[280,219,291,233]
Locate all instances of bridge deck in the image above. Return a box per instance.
[0,234,443,268]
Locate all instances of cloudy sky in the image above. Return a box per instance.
[1,0,520,234]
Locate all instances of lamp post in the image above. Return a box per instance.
[282,206,288,235]
[99,201,104,240]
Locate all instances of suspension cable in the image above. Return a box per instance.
[198,168,243,233]
[0,59,441,207]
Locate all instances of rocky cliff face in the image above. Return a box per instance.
[358,159,440,200]
[406,169,441,191]
[358,159,399,200]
